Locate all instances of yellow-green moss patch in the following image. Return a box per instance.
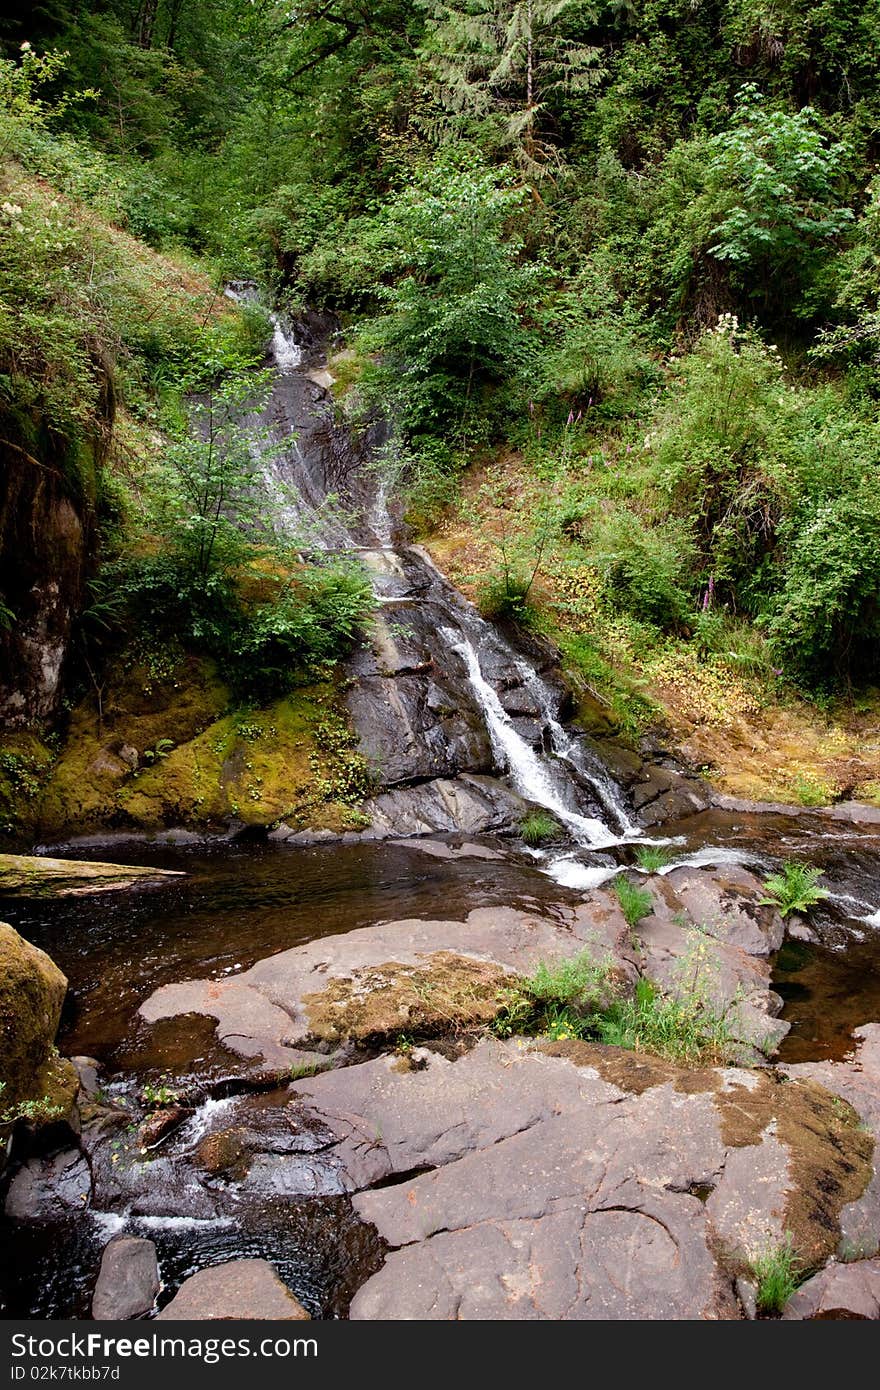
[302,952,511,1046]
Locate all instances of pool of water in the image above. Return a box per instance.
[1,814,878,1318]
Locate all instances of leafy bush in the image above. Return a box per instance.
[766,493,880,685]
[760,862,829,919]
[110,554,374,699]
[588,509,696,631]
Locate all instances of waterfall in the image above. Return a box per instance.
[512,657,637,835]
[445,627,620,848]
[226,286,639,851]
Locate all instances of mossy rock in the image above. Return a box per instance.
[0,922,67,1108]
[34,650,371,836]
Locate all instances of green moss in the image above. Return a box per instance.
[34,648,372,836]
[0,734,56,841]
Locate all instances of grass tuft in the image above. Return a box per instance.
[634,844,674,872]
[519,810,562,845]
[750,1237,802,1315]
[613,874,654,926]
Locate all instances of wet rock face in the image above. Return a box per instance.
[0,921,67,1106]
[91,1237,159,1321]
[155,1260,310,1321]
[4,1148,91,1222]
[280,1039,872,1320]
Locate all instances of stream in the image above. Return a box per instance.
[1,304,879,1319]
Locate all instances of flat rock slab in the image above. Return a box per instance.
[783,1258,880,1319]
[92,1237,159,1320]
[284,1038,873,1320]
[156,1260,309,1320]
[139,899,635,1068]
[0,853,183,897]
[138,866,790,1069]
[391,839,506,861]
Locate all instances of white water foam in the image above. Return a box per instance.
[90,1210,128,1240]
[180,1095,237,1145]
[271,317,303,373]
[542,858,620,891]
[446,629,617,847]
[133,1215,235,1232]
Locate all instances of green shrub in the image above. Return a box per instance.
[595,977,731,1065]
[760,862,829,919]
[494,955,731,1064]
[588,508,697,631]
[613,875,654,927]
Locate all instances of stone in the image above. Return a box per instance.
[5,1149,91,1221]
[70,1057,101,1098]
[138,1106,190,1150]
[140,897,634,1068]
[784,1025,880,1260]
[783,1259,880,1319]
[0,921,67,1106]
[650,865,786,955]
[156,1260,310,1320]
[91,1237,160,1320]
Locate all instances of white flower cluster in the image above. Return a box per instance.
[1,201,25,234]
[712,312,739,336]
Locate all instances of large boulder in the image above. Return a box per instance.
[156,1260,310,1321]
[0,921,67,1107]
[139,899,635,1068]
[92,1237,160,1321]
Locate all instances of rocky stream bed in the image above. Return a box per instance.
[1,307,879,1321]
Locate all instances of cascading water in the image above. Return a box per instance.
[444,627,617,848]
[230,292,641,855]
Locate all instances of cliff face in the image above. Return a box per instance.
[0,394,110,730]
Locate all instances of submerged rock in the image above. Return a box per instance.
[156,1260,310,1321]
[91,1237,160,1321]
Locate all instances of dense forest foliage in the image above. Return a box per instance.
[2,0,880,715]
